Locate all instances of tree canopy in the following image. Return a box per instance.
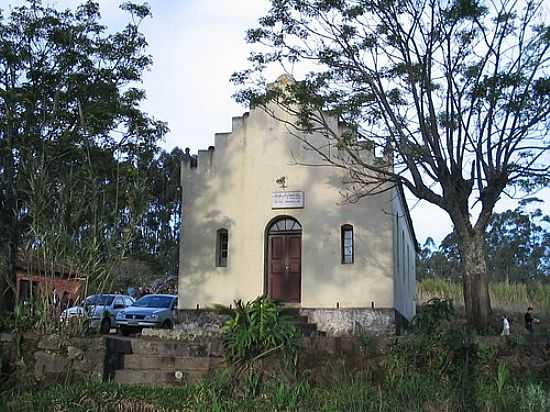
[234,0,550,328]
[0,1,181,311]
[419,207,550,281]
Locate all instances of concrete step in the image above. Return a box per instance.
[287,315,310,324]
[294,322,319,337]
[302,329,326,337]
[113,368,208,386]
[280,308,301,316]
[279,309,325,336]
[108,336,225,357]
[123,355,225,371]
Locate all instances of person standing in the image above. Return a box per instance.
[501,315,510,336]
[525,307,537,334]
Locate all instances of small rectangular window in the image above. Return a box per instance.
[216,229,228,267]
[341,225,354,264]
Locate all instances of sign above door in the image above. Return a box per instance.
[272,191,304,209]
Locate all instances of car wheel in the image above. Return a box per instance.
[161,319,173,329]
[100,318,111,335]
[120,326,130,337]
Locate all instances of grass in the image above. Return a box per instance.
[417,278,550,317]
[2,367,549,412]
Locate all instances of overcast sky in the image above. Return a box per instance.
[3,0,549,245]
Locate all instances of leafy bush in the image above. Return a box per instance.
[223,297,298,363]
[412,297,455,333]
[0,313,14,332]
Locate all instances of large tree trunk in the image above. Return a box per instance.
[456,228,491,330]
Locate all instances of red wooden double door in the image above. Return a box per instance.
[267,218,302,302]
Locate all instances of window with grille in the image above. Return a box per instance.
[341,224,354,264]
[216,229,228,267]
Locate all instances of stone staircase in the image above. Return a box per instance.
[281,308,326,337]
[105,336,226,386]
[104,309,324,386]
[114,355,226,385]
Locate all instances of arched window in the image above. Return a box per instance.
[216,229,228,267]
[268,217,302,234]
[341,224,354,264]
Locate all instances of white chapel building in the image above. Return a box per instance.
[178,80,417,335]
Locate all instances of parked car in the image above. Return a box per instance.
[116,294,177,336]
[60,294,135,334]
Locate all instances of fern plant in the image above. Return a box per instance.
[223,297,298,363]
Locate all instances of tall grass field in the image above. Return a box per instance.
[417,278,550,316]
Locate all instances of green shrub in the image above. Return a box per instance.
[223,297,298,364]
[0,313,14,333]
[412,297,455,333]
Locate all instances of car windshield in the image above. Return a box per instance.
[133,295,174,308]
[84,295,114,306]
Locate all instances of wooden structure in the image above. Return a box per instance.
[15,255,87,305]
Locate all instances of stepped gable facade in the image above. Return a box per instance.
[178,77,417,334]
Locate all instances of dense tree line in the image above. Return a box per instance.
[418,207,550,282]
[0,1,182,311]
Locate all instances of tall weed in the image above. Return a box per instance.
[418,278,550,316]
[520,383,550,412]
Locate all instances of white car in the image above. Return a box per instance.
[116,294,177,336]
[61,294,134,334]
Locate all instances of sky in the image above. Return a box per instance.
[3,0,549,246]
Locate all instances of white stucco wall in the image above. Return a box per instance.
[392,188,417,320]
[178,103,408,312]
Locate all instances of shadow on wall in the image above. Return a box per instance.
[288,155,393,308]
[179,144,238,306]
[275,115,393,308]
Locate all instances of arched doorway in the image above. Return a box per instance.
[265,216,302,303]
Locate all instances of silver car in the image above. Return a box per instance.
[61,294,134,334]
[116,294,177,336]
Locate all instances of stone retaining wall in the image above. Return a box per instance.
[176,308,397,337]
[300,308,396,336]
[34,334,105,383]
[0,332,105,385]
[0,332,16,379]
[175,309,229,334]
[0,309,396,387]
